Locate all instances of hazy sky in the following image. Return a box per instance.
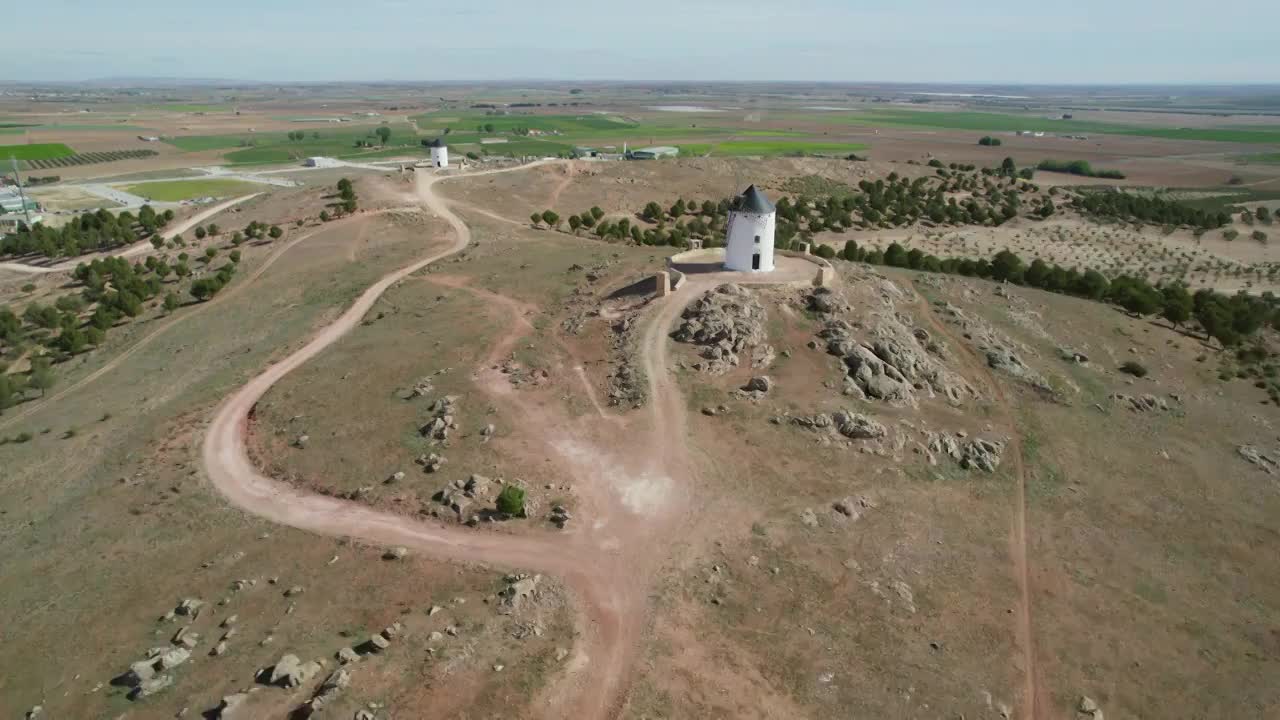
[6,0,1278,84]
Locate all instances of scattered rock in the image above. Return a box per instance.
[209,692,248,719]
[1058,347,1089,364]
[1238,444,1280,475]
[832,410,887,439]
[284,586,304,598]
[550,505,571,529]
[293,434,309,449]
[832,496,873,520]
[416,452,447,473]
[806,287,850,315]
[799,508,819,528]
[157,647,191,670]
[960,438,1005,473]
[366,634,390,652]
[385,471,406,484]
[1110,393,1169,413]
[743,375,772,394]
[263,654,322,688]
[382,546,409,561]
[211,641,228,657]
[303,667,351,713]
[336,647,360,665]
[500,574,542,611]
[174,598,204,617]
[1076,695,1104,720]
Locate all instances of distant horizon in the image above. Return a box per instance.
[5,0,1277,86]
[4,78,1280,91]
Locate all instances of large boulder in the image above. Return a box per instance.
[832,411,887,440]
[264,654,321,688]
[129,674,173,700]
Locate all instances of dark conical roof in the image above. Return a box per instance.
[733,184,775,214]
[428,138,445,148]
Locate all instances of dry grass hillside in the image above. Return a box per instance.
[2,156,1278,720]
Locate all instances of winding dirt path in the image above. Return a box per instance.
[201,161,666,718]
[907,279,1047,720]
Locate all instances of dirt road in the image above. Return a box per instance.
[200,161,824,717]
[908,280,1047,720]
[201,161,646,718]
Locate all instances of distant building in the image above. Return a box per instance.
[304,156,341,168]
[627,146,679,160]
[0,188,39,214]
[724,185,775,273]
[0,213,41,230]
[427,138,448,168]
[137,135,161,142]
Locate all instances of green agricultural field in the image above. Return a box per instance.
[709,140,868,157]
[0,143,76,161]
[1235,152,1280,165]
[120,178,261,202]
[143,103,232,113]
[167,125,426,164]
[817,109,1280,145]
[455,139,574,157]
[675,144,715,157]
[733,129,811,137]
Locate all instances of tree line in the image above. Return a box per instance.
[833,238,1277,348]
[1,205,174,260]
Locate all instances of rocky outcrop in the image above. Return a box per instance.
[925,431,1005,473]
[936,302,1052,392]
[1110,393,1170,413]
[1238,444,1280,475]
[419,396,460,444]
[820,312,977,407]
[672,284,768,375]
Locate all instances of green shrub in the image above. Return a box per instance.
[813,243,836,259]
[1119,360,1149,377]
[496,485,526,516]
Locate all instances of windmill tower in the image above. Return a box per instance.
[428,138,448,168]
[723,185,776,272]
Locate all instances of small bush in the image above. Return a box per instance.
[1119,360,1149,377]
[496,485,526,516]
[12,431,33,443]
[1252,230,1268,244]
[21,283,36,293]
[1223,229,1239,241]
[813,243,837,259]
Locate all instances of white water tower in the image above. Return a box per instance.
[724,184,775,272]
[428,138,448,168]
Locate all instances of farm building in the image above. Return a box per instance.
[0,213,41,230]
[627,146,679,160]
[304,156,342,168]
[0,188,39,214]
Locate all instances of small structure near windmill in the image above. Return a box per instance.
[724,184,776,273]
[427,138,449,168]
